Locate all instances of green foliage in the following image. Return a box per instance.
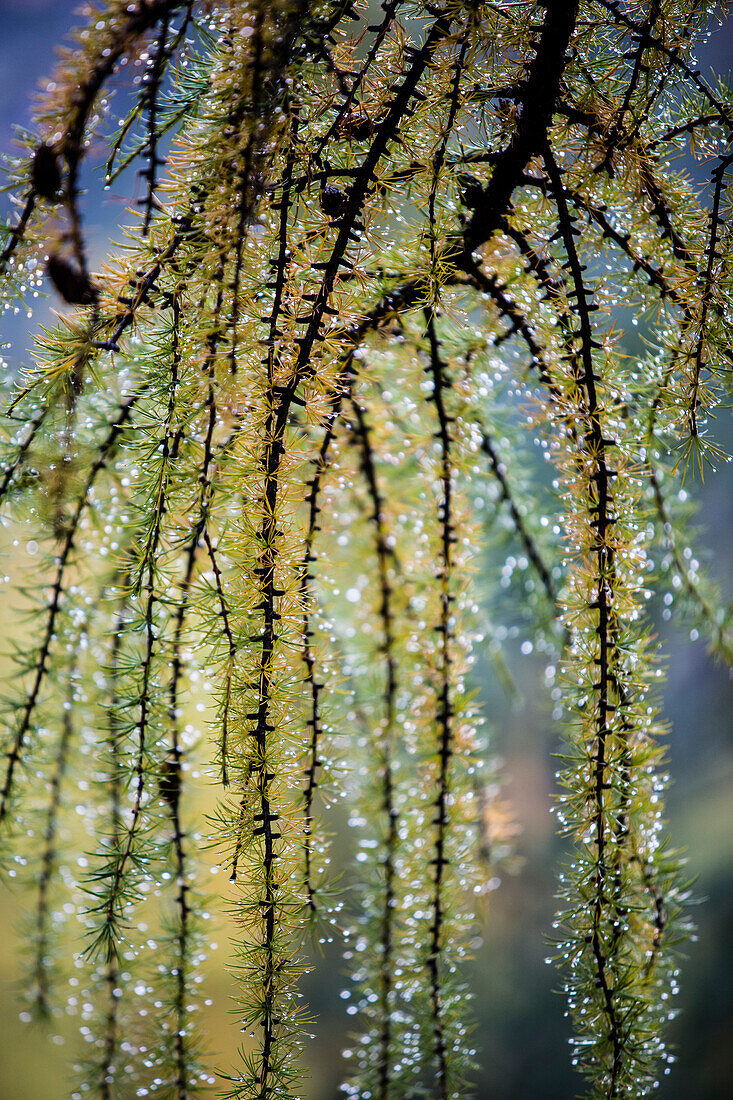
[0,1,731,1098]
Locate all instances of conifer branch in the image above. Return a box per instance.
[650,465,733,664]
[546,141,626,1093]
[423,309,454,1099]
[299,371,352,911]
[595,0,662,175]
[87,486,162,963]
[99,594,127,1100]
[349,395,399,1100]
[0,192,36,280]
[457,0,580,263]
[0,404,49,506]
[684,151,732,448]
[57,0,192,281]
[598,0,733,129]
[32,670,75,1017]
[162,645,194,1099]
[477,425,557,607]
[0,390,143,829]
[139,10,175,234]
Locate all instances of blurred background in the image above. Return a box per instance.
[0,2,731,1097]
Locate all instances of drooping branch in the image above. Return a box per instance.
[349,395,400,1100]
[423,309,455,1099]
[32,669,76,1017]
[0,390,144,828]
[477,425,557,607]
[546,142,626,1092]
